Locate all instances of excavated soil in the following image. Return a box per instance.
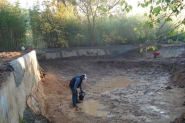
[35,57,185,123]
[1,50,185,123]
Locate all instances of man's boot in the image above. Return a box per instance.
[76,100,82,103]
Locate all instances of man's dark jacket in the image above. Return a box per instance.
[69,75,82,90]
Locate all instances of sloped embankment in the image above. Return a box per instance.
[0,51,44,123]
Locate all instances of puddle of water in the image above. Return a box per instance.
[149,106,166,114]
[78,100,107,117]
[90,76,135,92]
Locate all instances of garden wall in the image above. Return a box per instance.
[36,45,133,60]
[0,51,40,123]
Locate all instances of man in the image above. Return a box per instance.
[69,74,87,107]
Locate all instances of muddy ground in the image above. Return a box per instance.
[1,50,185,123]
[29,55,185,123]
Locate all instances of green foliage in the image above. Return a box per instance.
[4,0,185,50]
[29,4,42,48]
[29,0,78,48]
[102,30,125,45]
[138,0,185,40]
[19,113,23,123]
[75,0,125,46]
[1,0,185,51]
[140,46,157,53]
[92,15,156,46]
[0,1,27,51]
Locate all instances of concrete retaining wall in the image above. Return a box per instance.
[36,45,133,60]
[0,51,40,123]
[159,46,185,58]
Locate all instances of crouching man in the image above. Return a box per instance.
[69,74,87,107]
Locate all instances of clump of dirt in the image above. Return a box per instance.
[174,112,185,123]
[168,60,185,123]
[170,62,185,88]
[0,52,22,60]
[22,107,53,123]
[180,50,185,58]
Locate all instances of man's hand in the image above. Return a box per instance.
[73,89,77,94]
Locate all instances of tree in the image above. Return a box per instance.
[75,0,125,46]
[29,0,80,48]
[0,0,27,50]
[29,3,43,47]
[138,0,185,38]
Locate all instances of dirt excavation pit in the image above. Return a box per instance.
[38,59,185,123]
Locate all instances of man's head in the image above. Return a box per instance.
[82,74,87,80]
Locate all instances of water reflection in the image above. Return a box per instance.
[78,100,107,117]
[90,76,136,92]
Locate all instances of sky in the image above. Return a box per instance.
[8,0,146,15]
[127,0,146,15]
[9,0,46,8]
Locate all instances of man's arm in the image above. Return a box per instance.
[80,86,82,92]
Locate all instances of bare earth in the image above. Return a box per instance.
[38,56,185,123]
[1,50,185,123]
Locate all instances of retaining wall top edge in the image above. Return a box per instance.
[36,45,133,51]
